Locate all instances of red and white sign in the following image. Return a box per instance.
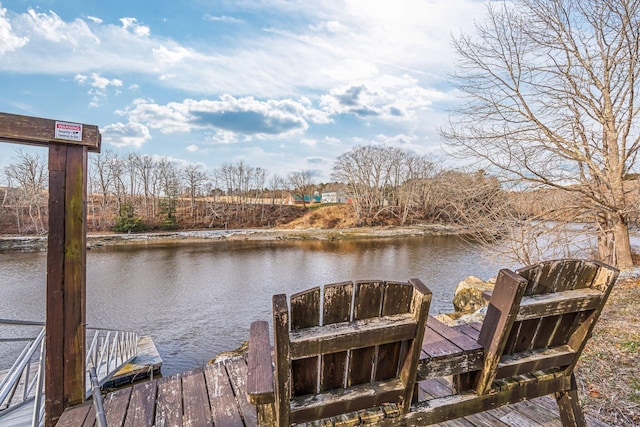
[55,121,83,142]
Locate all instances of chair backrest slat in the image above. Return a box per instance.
[291,287,320,330]
[382,282,413,316]
[320,282,353,392]
[349,281,384,386]
[353,280,384,319]
[289,287,321,396]
[323,282,353,325]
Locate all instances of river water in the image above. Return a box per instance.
[0,236,505,374]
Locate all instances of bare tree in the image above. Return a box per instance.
[443,0,640,268]
[332,145,436,224]
[133,154,156,217]
[269,174,286,205]
[4,150,47,233]
[287,170,314,208]
[156,158,180,221]
[107,152,127,212]
[183,164,209,220]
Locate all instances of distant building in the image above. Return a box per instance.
[284,194,322,205]
[321,191,347,204]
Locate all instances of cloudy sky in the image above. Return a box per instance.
[0,0,487,181]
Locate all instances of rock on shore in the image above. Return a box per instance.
[435,275,495,325]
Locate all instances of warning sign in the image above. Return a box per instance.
[54,121,83,142]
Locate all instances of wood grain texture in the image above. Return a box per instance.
[103,386,132,427]
[123,379,157,427]
[45,146,67,427]
[225,358,259,426]
[291,287,320,330]
[55,403,91,426]
[247,321,274,404]
[181,369,212,427]
[272,293,291,426]
[323,282,353,325]
[205,363,245,427]
[155,374,183,427]
[353,280,383,320]
[63,145,87,406]
[0,112,100,151]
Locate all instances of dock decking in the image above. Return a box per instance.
[57,317,611,426]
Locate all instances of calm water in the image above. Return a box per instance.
[0,236,505,374]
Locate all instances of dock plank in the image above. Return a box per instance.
[123,379,156,427]
[205,362,245,427]
[225,357,259,426]
[103,386,132,427]
[56,402,92,426]
[510,399,562,426]
[155,373,183,427]
[53,352,611,427]
[462,411,510,426]
[438,418,476,426]
[181,368,212,427]
[81,401,97,427]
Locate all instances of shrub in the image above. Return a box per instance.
[112,204,147,233]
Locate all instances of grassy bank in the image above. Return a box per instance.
[579,276,640,425]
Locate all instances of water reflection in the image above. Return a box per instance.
[0,236,502,373]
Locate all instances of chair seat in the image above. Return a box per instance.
[418,317,484,378]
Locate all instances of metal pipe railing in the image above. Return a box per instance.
[1,319,140,427]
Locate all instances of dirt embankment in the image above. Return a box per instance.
[0,205,464,251]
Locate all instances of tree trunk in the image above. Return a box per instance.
[597,212,633,269]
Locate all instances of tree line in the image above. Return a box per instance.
[1,145,510,232]
[2,142,639,267]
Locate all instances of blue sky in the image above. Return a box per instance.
[0,0,487,182]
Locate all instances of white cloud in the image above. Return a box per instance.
[74,73,124,106]
[300,138,317,147]
[152,45,195,65]
[320,59,378,81]
[0,6,28,54]
[324,136,341,145]
[309,20,348,34]
[203,14,243,24]
[0,0,485,100]
[102,122,151,148]
[25,8,98,47]
[320,74,445,121]
[119,17,150,37]
[186,144,199,152]
[123,95,331,139]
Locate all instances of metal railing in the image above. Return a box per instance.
[85,327,139,396]
[0,319,139,427]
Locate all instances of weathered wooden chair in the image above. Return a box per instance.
[248,259,618,426]
[407,259,619,426]
[247,279,432,426]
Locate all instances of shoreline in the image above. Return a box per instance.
[0,224,463,252]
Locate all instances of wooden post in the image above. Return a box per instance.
[0,112,99,426]
[46,143,88,425]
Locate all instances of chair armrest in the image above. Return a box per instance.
[247,320,275,405]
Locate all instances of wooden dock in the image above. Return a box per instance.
[57,317,611,426]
